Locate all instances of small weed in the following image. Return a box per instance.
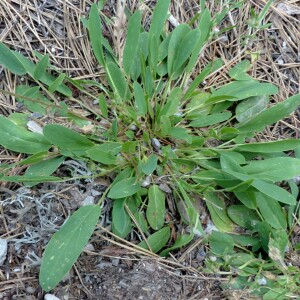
[0,0,299,297]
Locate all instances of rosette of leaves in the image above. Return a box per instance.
[0,0,299,293]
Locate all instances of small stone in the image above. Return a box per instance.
[26,286,36,294]
[82,196,94,206]
[44,294,61,300]
[111,258,120,266]
[84,243,95,252]
[151,138,161,150]
[0,238,7,266]
[91,189,101,196]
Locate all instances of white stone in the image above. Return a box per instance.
[0,239,7,266]
[44,294,61,300]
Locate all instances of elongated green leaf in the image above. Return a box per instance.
[141,154,158,175]
[172,28,201,76]
[88,4,105,66]
[0,115,51,154]
[228,60,252,81]
[48,73,66,93]
[149,34,159,76]
[149,0,170,42]
[13,51,72,97]
[160,233,194,257]
[86,145,116,164]
[24,156,65,187]
[189,111,232,127]
[186,8,211,72]
[16,85,54,114]
[134,211,148,233]
[133,81,147,116]
[256,193,287,229]
[106,62,130,101]
[236,94,300,133]
[123,11,141,75]
[138,226,170,253]
[209,231,235,256]
[1,175,62,183]
[39,205,101,292]
[43,124,94,150]
[235,139,300,153]
[169,127,192,143]
[112,199,132,238]
[146,185,166,230]
[108,177,140,199]
[167,24,190,76]
[243,157,300,182]
[227,205,260,229]
[184,58,223,100]
[204,191,234,232]
[212,80,278,101]
[158,87,182,119]
[235,95,269,123]
[0,42,26,75]
[222,167,296,205]
[33,54,49,79]
[234,189,257,209]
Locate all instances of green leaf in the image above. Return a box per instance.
[0,42,27,75]
[146,185,166,230]
[48,73,66,94]
[123,11,141,75]
[98,94,108,118]
[24,156,65,187]
[88,4,105,66]
[133,82,147,116]
[186,8,211,72]
[169,127,192,143]
[158,87,181,119]
[16,85,54,114]
[133,211,148,233]
[236,94,300,133]
[43,124,94,150]
[108,177,140,199]
[141,154,158,175]
[106,62,130,101]
[209,231,235,256]
[227,205,260,229]
[13,51,72,97]
[33,54,49,79]
[235,139,300,153]
[1,175,62,183]
[234,189,257,209]
[0,115,51,154]
[39,205,101,292]
[112,199,132,238]
[172,28,201,76]
[160,233,194,257]
[235,95,269,123]
[256,193,287,229]
[189,111,232,127]
[204,191,234,232]
[243,157,300,182]
[212,80,278,101]
[167,24,190,76]
[86,146,116,165]
[228,60,253,81]
[138,226,170,253]
[149,0,170,42]
[184,59,223,100]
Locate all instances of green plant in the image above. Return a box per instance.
[0,0,299,296]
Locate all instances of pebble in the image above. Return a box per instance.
[111,258,120,266]
[82,196,94,206]
[44,294,61,300]
[0,239,7,266]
